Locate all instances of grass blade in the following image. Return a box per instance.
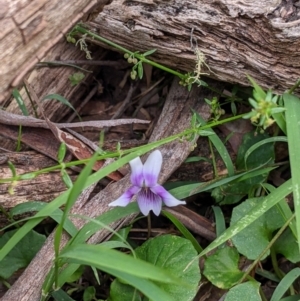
[270,267,300,301]
[283,93,300,251]
[199,179,292,257]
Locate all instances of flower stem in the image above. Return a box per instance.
[147,213,152,239]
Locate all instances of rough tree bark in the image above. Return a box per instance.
[0,0,111,104]
[85,0,300,93]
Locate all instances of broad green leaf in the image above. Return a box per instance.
[83,286,96,301]
[230,197,285,260]
[273,229,300,263]
[199,179,292,257]
[237,132,274,170]
[109,280,142,301]
[0,229,45,279]
[203,247,244,289]
[135,235,200,301]
[225,281,261,301]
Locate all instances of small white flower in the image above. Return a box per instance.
[109,150,186,216]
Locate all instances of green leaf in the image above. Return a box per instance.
[42,94,80,120]
[162,210,203,253]
[137,62,143,79]
[184,156,211,163]
[284,93,300,252]
[109,280,142,301]
[270,268,300,301]
[61,169,73,188]
[57,143,67,163]
[106,268,173,301]
[225,281,261,301]
[109,225,132,242]
[12,88,29,116]
[170,166,275,200]
[9,201,77,237]
[142,49,157,56]
[230,197,285,260]
[273,229,300,263]
[58,244,180,301]
[199,179,292,257]
[83,286,96,301]
[0,229,46,279]
[135,235,200,301]
[213,131,274,205]
[247,75,266,100]
[68,72,85,86]
[0,136,198,262]
[59,244,182,285]
[193,111,235,176]
[51,289,76,301]
[203,246,244,289]
[212,206,226,238]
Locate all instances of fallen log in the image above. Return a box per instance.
[85,0,300,93]
[0,0,111,104]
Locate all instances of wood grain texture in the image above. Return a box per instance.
[86,0,300,93]
[0,151,75,227]
[1,78,214,301]
[0,0,111,103]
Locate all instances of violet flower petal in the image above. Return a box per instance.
[109,185,140,207]
[129,157,144,187]
[151,185,186,207]
[143,150,162,187]
[137,189,162,216]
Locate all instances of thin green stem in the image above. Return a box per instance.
[147,214,151,240]
[287,78,300,94]
[0,112,249,184]
[259,286,268,301]
[208,139,218,178]
[73,25,185,80]
[239,213,295,284]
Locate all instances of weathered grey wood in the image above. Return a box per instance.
[86,0,300,93]
[0,0,111,104]
[1,78,214,301]
[0,151,75,225]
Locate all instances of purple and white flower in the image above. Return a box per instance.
[109,150,186,216]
